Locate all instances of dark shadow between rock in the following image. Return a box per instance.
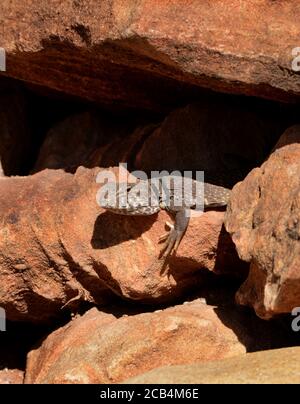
[91,211,157,249]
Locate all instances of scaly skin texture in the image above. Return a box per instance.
[99,175,231,258]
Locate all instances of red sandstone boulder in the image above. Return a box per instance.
[25,298,287,384]
[124,347,300,384]
[225,130,300,319]
[0,166,243,322]
[1,1,300,112]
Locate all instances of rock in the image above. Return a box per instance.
[0,166,244,322]
[0,369,24,384]
[0,79,32,175]
[33,111,132,172]
[0,167,244,322]
[87,100,286,188]
[134,102,285,187]
[123,347,300,384]
[25,299,292,384]
[1,1,300,112]
[225,137,300,319]
[87,123,158,170]
[0,168,115,322]
[271,124,300,151]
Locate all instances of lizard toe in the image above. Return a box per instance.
[158,221,174,242]
[159,228,184,257]
[158,233,169,243]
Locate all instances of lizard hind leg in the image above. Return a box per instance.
[159,209,190,257]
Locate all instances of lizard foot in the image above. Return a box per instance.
[159,221,184,257]
[158,221,174,243]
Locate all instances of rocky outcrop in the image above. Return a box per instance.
[24,299,293,384]
[225,130,300,319]
[1,1,300,112]
[124,347,300,384]
[0,0,299,385]
[0,166,243,323]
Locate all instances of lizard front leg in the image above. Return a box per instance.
[159,208,190,257]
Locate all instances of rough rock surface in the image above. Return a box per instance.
[1,1,300,112]
[124,347,300,384]
[25,299,293,384]
[0,369,24,384]
[225,137,300,319]
[0,167,243,322]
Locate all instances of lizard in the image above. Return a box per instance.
[98,175,231,258]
